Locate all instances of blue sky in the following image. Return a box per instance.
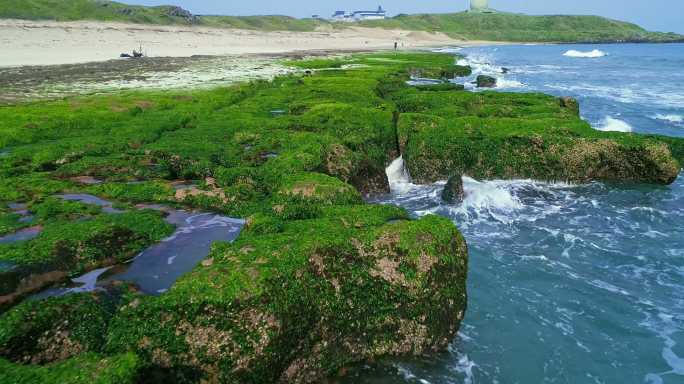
[125,0,684,34]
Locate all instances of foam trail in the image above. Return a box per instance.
[596,117,633,132]
[653,114,683,124]
[563,49,607,58]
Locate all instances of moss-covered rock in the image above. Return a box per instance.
[0,206,174,306]
[104,209,467,383]
[442,175,465,204]
[476,75,497,88]
[395,91,682,184]
[414,64,472,80]
[0,353,140,384]
[0,294,113,364]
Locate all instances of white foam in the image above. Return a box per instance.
[461,176,523,213]
[595,117,633,132]
[653,114,684,124]
[563,49,607,58]
[496,77,526,89]
[451,353,476,384]
[386,156,414,194]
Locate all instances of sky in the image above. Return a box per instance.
[124,0,684,34]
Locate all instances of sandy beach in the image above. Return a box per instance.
[0,19,498,67]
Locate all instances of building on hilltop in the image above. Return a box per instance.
[352,6,387,21]
[331,6,387,22]
[331,10,350,21]
[469,0,495,13]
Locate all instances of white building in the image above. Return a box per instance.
[331,10,351,21]
[469,0,495,13]
[352,6,387,21]
[331,6,386,22]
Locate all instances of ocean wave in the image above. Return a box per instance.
[595,117,633,132]
[653,114,684,124]
[496,78,526,89]
[563,49,607,58]
[460,176,523,213]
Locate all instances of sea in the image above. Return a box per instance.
[355,44,684,384]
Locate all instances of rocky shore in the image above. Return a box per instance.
[0,51,682,383]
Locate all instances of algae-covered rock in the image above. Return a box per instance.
[105,209,468,383]
[416,65,472,80]
[276,172,362,206]
[415,83,465,92]
[0,294,113,364]
[476,75,497,88]
[0,207,174,306]
[395,91,682,185]
[442,175,465,204]
[559,96,580,116]
[0,353,140,384]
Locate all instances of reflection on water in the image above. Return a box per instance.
[34,195,244,298]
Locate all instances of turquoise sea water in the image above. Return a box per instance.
[359,44,684,384]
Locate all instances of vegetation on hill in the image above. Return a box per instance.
[362,12,684,43]
[0,0,327,31]
[1,0,682,42]
[0,49,682,382]
[0,0,201,24]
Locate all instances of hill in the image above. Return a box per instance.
[0,0,327,30]
[362,12,683,43]
[0,0,681,43]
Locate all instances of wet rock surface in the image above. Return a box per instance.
[442,175,465,204]
[476,75,497,88]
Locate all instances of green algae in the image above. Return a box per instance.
[104,208,465,383]
[0,199,174,301]
[392,90,682,184]
[0,353,140,384]
[0,294,114,363]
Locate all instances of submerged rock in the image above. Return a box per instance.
[442,175,465,204]
[476,75,497,88]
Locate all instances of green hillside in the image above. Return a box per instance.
[0,0,200,24]
[362,12,683,43]
[0,0,681,42]
[0,0,327,30]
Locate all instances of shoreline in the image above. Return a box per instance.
[0,19,509,68]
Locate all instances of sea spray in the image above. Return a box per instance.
[563,49,607,58]
[386,156,414,194]
[596,116,633,132]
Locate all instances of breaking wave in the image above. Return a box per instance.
[563,49,607,58]
[596,116,633,132]
[455,53,525,90]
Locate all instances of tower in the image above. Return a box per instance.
[470,0,493,13]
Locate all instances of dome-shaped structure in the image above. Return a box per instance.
[470,0,492,12]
